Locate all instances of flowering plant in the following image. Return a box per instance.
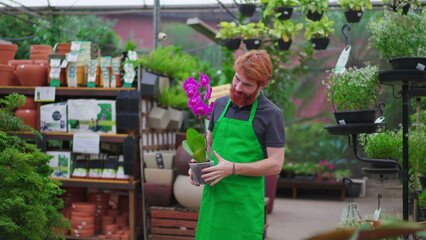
[182,73,215,163]
[318,160,335,172]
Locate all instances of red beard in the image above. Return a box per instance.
[230,85,259,107]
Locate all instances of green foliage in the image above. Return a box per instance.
[268,19,303,42]
[261,0,299,18]
[304,16,335,40]
[380,0,421,11]
[0,94,38,134]
[239,0,260,3]
[239,22,267,39]
[363,127,402,160]
[323,65,380,111]
[367,10,426,60]
[182,128,208,163]
[298,0,329,15]
[157,85,188,110]
[338,0,373,11]
[125,40,137,51]
[216,22,241,39]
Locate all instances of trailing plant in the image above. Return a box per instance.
[339,0,373,11]
[216,21,241,39]
[323,64,380,111]
[239,22,267,39]
[261,0,299,18]
[269,19,303,42]
[298,0,329,15]
[367,10,426,60]
[304,16,335,40]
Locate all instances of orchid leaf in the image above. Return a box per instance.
[182,140,193,156]
[186,128,199,152]
[193,148,207,163]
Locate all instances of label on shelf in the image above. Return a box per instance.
[72,133,100,154]
[34,87,56,102]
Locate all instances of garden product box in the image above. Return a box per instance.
[40,102,68,132]
[67,99,116,134]
[46,151,72,178]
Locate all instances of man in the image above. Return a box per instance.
[189,50,285,240]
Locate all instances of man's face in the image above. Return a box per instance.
[230,71,262,107]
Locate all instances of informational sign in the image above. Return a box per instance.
[34,87,56,102]
[209,84,231,103]
[72,133,100,154]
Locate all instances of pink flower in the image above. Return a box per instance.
[191,102,208,115]
[186,88,200,99]
[199,73,210,88]
[183,77,199,91]
[188,97,200,108]
[204,87,212,101]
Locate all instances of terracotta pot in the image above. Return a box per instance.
[105,224,118,235]
[71,223,95,230]
[15,64,47,86]
[17,97,36,110]
[34,60,49,66]
[0,44,18,64]
[121,235,129,240]
[70,228,95,237]
[0,64,14,86]
[7,59,33,68]
[72,202,97,213]
[15,109,37,128]
[71,216,95,225]
[71,211,93,218]
[107,209,120,217]
[30,50,51,55]
[175,145,192,175]
[112,234,121,240]
[30,55,49,61]
[30,44,52,51]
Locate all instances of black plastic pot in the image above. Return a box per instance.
[311,37,329,50]
[244,39,262,50]
[344,10,364,23]
[389,57,426,70]
[306,11,323,21]
[391,3,410,15]
[334,109,376,124]
[223,38,241,51]
[238,4,256,17]
[419,176,426,189]
[275,39,292,51]
[275,7,293,20]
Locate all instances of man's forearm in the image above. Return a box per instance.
[234,147,284,176]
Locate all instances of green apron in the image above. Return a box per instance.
[196,98,265,240]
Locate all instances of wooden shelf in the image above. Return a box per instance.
[0,86,136,97]
[9,131,133,143]
[56,178,140,190]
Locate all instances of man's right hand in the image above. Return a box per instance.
[188,159,200,186]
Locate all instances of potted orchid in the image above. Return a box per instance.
[182,73,215,185]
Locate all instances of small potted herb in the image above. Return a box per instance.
[322,64,381,124]
[239,22,267,50]
[268,19,303,50]
[298,0,329,21]
[338,0,373,23]
[304,16,335,50]
[261,0,298,20]
[182,73,215,185]
[216,21,242,51]
[381,0,420,15]
[367,10,426,69]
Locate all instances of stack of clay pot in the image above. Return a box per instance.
[7,59,48,86]
[14,97,37,129]
[0,44,18,86]
[88,192,110,233]
[30,44,51,61]
[61,187,87,207]
[70,202,96,238]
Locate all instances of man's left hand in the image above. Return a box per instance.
[202,151,234,186]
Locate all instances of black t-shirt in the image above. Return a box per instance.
[208,91,286,158]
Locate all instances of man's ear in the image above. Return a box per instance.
[259,81,269,89]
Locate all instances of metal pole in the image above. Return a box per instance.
[153,0,160,49]
[402,85,409,221]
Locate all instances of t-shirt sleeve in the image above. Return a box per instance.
[265,109,285,147]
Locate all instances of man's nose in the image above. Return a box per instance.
[235,82,243,92]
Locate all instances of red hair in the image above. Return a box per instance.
[234,50,272,84]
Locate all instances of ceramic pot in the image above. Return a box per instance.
[15,64,48,86]
[173,174,204,209]
[0,44,18,64]
[175,145,192,175]
[0,64,14,86]
[17,97,36,110]
[15,109,37,128]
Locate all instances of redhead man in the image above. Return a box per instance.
[189,50,285,240]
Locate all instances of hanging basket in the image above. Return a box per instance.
[306,11,323,21]
[275,7,293,20]
[275,39,292,51]
[223,38,241,51]
[238,4,256,17]
[389,57,426,70]
[334,109,376,124]
[391,3,410,15]
[244,39,262,50]
[344,10,364,23]
[311,37,330,50]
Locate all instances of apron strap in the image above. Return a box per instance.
[220,95,260,123]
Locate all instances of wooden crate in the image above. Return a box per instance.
[148,206,199,240]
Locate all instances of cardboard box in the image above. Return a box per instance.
[40,102,68,132]
[46,151,72,178]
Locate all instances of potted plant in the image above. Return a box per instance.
[237,0,259,18]
[381,0,420,15]
[298,0,329,21]
[261,0,298,20]
[322,64,381,124]
[157,85,189,130]
[338,0,373,23]
[0,93,70,239]
[240,22,267,50]
[367,10,426,69]
[304,16,335,50]
[268,19,303,50]
[216,21,242,51]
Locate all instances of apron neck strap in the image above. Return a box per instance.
[220,95,260,122]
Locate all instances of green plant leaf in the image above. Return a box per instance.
[193,148,207,163]
[182,140,193,156]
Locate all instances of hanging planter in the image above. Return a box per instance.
[238,4,256,17]
[275,39,292,51]
[391,3,410,15]
[389,57,426,70]
[306,11,323,21]
[244,39,262,50]
[344,10,364,23]
[140,69,160,96]
[334,109,377,124]
[275,7,293,20]
[311,37,330,50]
[223,38,241,51]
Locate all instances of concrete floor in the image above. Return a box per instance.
[266,178,404,240]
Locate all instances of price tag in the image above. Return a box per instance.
[49,67,61,79]
[128,51,137,61]
[67,52,78,63]
[67,66,77,87]
[373,208,382,220]
[34,87,56,102]
[70,41,81,51]
[60,59,68,68]
[50,59,61,67]
[334,45,351,73]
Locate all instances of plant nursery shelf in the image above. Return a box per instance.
[323,123,384,135]
[10,131,131,143]
[0,86,136,97]
[57,178,140,190]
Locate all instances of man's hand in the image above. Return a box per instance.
[202,151,233,186]
[188,159,200,186]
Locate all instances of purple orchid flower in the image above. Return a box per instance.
[191,102,208,115]
[199,73,210,88]
[188,97,201,109]
[204,87,212,101]
[183,77,199,91]
[186,88,200,99]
